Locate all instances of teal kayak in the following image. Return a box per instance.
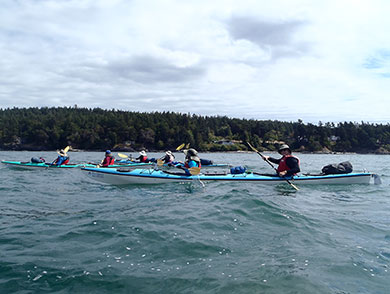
[1,160,153,169]
[163,162,229,168]
[1,161,84,169]
[81,166,378,186]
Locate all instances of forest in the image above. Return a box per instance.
[1,107,390,153]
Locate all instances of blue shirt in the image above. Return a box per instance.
[184,160,199,175]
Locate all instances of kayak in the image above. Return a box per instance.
[1,160,153,169]
[81,166,378,186]
[1,161,84,169]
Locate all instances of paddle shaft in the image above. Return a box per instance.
[247,142,299,190]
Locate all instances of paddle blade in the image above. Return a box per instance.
[176,143,185,151]
[157,159,164,166]
[118,153,129,159]
[64,146,70,153]
[373,174,382,185]
[189,167,201,175]
[289,182,299,191]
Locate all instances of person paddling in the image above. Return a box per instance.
[263,144,300,177]
[135,150,148,163]
[182,148,201,175]
[52,149,70,166]
[161,150,175,165]
[100,150,115,167]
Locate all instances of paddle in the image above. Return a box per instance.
[188,166,201,175]
[175,143,191,151]
[176,143,185,151]
[247,142,299,191]
[118,153,130,159]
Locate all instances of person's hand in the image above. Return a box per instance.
[263,155,270,161]
[278,171,287,177]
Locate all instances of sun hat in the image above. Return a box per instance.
[184,148,197,155]
[139,150,147,156]
[166,150,172,155]
[184,148,200,161]
[278,144,291,154]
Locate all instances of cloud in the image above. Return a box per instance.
[227,17,309,60]
[105,56,206,84]
[363,49,390,78]
[1,0,390,123]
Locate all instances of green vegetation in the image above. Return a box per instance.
[1,107,390,153]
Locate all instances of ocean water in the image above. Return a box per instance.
[0,151,389,294]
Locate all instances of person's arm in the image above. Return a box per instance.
[285,157,300,176]
[266,156,281,164]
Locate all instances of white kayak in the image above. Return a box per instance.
[81,167,380,186]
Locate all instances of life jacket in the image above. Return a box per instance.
[102,155,115,167]
[277,155,299,174]
[140,155,148,163]
[63,157,70,165]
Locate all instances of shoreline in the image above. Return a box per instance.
[1,149,389,155]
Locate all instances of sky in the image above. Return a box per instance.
[1,0,390,124]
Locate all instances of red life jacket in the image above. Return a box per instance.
[140,156,148,163]
[102,156,115,167]
[277,155,300,174]
[63,158,70,165]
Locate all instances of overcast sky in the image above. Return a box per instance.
[1,0,390,123]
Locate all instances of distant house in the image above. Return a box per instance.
[330,135,340,142]
[264,140,285,145]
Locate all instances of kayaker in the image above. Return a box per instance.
[135,150,148,163]
[101,150,115,167]
[161,150,175,164]
[263,144,300,177]
[182,148,201,175]
[52,149,70,166]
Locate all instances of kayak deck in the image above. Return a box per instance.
[2,160,82,169]
[81,167,374,185]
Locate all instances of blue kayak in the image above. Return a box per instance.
[81,166,378,186]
